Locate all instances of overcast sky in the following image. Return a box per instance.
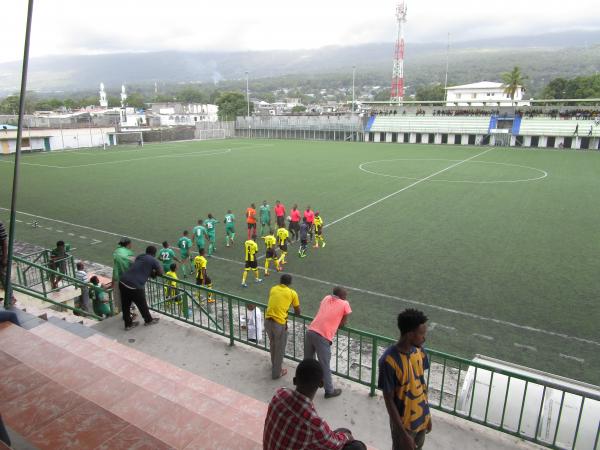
[3,0,599,63]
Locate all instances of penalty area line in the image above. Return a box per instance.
[2,206,599,349]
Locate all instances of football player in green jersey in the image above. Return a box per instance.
[177,230,193,277]
[204,213,219,257]
[158,241,180,274]
[192,219,208,253]
[259,200,271,237]
[224,210,236,247]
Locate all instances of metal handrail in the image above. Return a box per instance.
[144,274,599,450]
[12,255,114,319]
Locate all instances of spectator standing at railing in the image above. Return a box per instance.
[265,274,300,379]
[119,245,162,330]
[74,261,92,314]
[246,302,263,343]
[378,309,431,450]
[112,238,134,314]
[305,287,351,399]
[49,240,68,289]
[263,359,367,450]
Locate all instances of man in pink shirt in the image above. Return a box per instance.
[305,287,352,398]
[304,206,315,243]
[274,200,286,228]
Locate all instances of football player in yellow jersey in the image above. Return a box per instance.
[313,211,326,248]
[194,248,214,302]
[276,226,290,266]
[262,229,281,276]
[164,263,179,300]
[242,237,263,287]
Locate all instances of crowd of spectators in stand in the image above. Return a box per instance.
[372,108,600,121]
[517,109,600,120]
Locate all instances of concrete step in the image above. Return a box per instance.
[0,322,262,449]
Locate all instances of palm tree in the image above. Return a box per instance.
[502,66,528,106]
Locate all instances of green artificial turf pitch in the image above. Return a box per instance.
[1,139,599,385]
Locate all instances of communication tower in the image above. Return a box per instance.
[390,2,407,102]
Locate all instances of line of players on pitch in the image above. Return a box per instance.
[156,201,326,303]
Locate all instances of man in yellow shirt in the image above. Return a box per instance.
[263,230,281,276]
[265,274,301,379]
[194,248,214,302]
[242,237,263,287]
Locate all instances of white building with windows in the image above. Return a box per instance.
[446,81,529,107]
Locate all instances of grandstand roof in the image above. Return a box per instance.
[447,81,504,90]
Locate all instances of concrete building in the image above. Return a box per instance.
[148,102,218,126]
[446,81,528,107]
[0,125,116,154]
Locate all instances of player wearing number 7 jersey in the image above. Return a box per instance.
[224,210,236,247]
[177,230,193,277]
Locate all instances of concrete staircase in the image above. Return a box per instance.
[0,321,266,449]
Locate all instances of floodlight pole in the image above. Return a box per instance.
[352,66,356,114]
[444,32,450,103]
[4,0,34,308]
[245,71,250,118]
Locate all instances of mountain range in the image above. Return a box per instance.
[0,30,599,95]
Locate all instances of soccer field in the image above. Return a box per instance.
[1,139,599,385]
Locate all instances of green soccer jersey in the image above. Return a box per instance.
[158,248,176,270]
[259,204,271,223]
[204,218,218,235]
[193,225,207,245]
[177,236,193,256]
[112,246,134,281]
[224,213,235,229]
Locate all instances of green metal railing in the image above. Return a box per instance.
[12,255,114,320]
[146,276,599,450]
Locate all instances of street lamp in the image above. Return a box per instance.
[352,66,356,114]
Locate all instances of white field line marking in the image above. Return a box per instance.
[473,333,495,341]
[559,354,585,363]
[514,343,537,352]
[325,148,494,229]
[12,141,273,158]
[0,159,64,169]
[3,206,599,348]
[0,142,273,169]
[429,322,456,332]
[359,158,548,184]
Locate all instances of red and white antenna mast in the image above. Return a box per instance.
[390,2,407,102]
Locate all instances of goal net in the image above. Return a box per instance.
[111,131,144,147]
[197,129,227,141]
